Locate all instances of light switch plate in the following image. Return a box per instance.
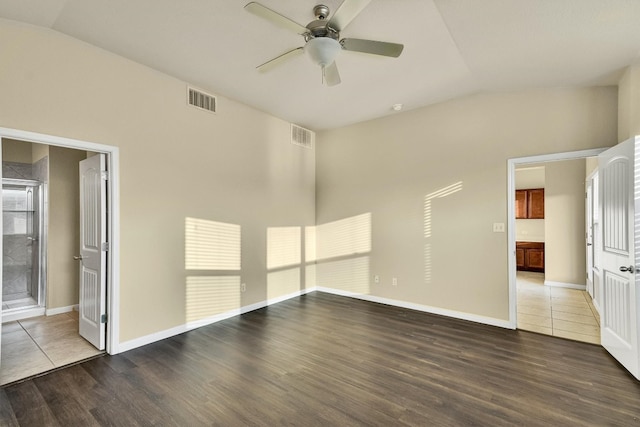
[493,223,505,232]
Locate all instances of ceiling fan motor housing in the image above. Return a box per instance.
[313,5,330,20]
[305,20,339,41]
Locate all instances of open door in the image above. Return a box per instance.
[78,154,107,350]
[598,136,639,380]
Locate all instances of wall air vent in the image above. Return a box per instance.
[291,124,314,149]
[187,86,216,113]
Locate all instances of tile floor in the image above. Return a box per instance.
[0,311,103,385]
[517,271,601,344]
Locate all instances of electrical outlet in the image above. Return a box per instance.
[374,275,380,283]
[241,283,246,292]
[493,223,505,232]
[392,277,398,286]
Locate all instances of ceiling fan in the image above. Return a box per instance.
[244,0,404,86]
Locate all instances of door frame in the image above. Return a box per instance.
[0,127,120,355]
[585,168,599,304]
[507,148,608,329]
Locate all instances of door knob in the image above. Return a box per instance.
[73,255,83,261]
[619,265,635,273]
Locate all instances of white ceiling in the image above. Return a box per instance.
[1,0,639,130]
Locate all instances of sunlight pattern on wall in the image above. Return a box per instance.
[316,256,371,294]
[184,217,242,324]
[185,217,241,270]
[185,276,241,323]
[305,226,317,262]
[312,213,372,294]
[305,263,317,288]
[315,213,371,261]
[424,182,463,239]
[424,243,432,283]
[267,226,301,269]
[267,267,301,300]
[424,182,463,283]
[266,226,303,299]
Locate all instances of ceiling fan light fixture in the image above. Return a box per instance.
[305,37,341,67]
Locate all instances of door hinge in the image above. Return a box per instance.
[101,242,110,251]
[101,314,108,323]
[101,170,109,181]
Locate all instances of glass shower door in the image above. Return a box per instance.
[2,180,43,312]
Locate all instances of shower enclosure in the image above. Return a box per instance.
[2,179,46,320]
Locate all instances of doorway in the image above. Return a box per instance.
[0,127,120,385]
[508,148,607,343]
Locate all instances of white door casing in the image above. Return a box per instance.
[592,172,602,313]
[586,176,594,297]
[79,154,107,350]
[598,137,639,380]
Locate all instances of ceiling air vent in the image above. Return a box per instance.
[291,124,314,149]
[187,86,216,113]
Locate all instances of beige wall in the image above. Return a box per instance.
[31,143,49,163]
[2,138,32,163]
[0,21,315,342]
[618,65,640,142]
[515,167,545,190]
[47,146,86,308]
[317,88,617,321]
[544,159,586,286]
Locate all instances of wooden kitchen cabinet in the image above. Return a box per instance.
[527,189,544,219]
[515,190,528,219]
[516,247,525,269]
[515,188,544,219]
[516,242,545,272]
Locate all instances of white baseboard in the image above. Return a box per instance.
[316,287,512,329]
[46,305,78,316]
[118,285,512,353]
[118,287,317,353]
[544,280,586,290]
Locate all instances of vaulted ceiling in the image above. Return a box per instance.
[1,0,639,130]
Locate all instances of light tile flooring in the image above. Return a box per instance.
[517,271,601,344]
[0,311,103,385]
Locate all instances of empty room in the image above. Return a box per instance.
[0,0,640,425]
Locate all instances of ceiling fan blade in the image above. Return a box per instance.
[257,47,304,73]
[327,0,371,32]
[244,2,308,35]
[323,61,341,86]
[341,38,404,58]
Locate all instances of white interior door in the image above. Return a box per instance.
[598,137,639,380]
[78,154,107,350]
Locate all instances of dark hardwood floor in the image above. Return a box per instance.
[1,292,639,426]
